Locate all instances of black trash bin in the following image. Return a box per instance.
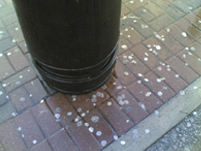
[12,0,122,94]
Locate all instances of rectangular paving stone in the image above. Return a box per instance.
[154,64,188,92]
[0,101,16,124]
[121,5,131,17]
[99,98,134,136]
[120,17,131,31]
[143,72,176,103]
[128,82,163,113]
[18,40,28,54]
[114,59,136,86]
[197,37,201,44]
[2,67,37,93]
[30,140,53,151]
[185,12,197,21]
[9,86,33,112]
[121,27,145,45]
[31,102,62,137]
[7,22,24,42]
[167,24,195,46]
[194,7,201,18]
[0,54,15,81]
[14,110,45,149]
[118,35,133,55]
[66,93,94,112]
[144,2,165,17]
[185,13,201,31]
[0,6,15,18]
[0,120,27,151]
[24,78,47,103]
[166,56,199,84]
[0,84,8,106]
[185,0,201,8]
[143,37,173,61]
[151,0,170,7]
[175,18,201,40]
[189,41,201,58]
[122,0,130,3]
[166,24,182,37]
[165,5,185,20]
[87,87,110,106]
[84,108,117,146]
[135,22,155,39]
[49,129,78,151]
[133,6,155,23]
[127,13,155,38]
[0,28,9,41]
[113,89,149,124]
[158,30,184,54]
[0,38,15,53]
[46,93,77,126]
[149,14,175,31]
[172,0,194,14]
[24,52,32,63]
[3,0,13,5]
[178,50,201,75]
[5,46,29,71]
[2,13,18,26]
[169,0,180,3]
[119,50,150,77]
[105,75,124,96]
[125,0,149,10]
[66,121,102,151]
[131,44,160,69]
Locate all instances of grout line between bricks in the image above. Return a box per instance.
[165,56,200,85]
[103,75,201,151]
[117,46,176,105]
[12,118,29,150]
[111,95,141,124]
[97,101,121,137]
[48,94,91,151]
[29,108,56,151]
[64,92,120,149]
[116,58,167,112]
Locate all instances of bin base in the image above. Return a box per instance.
[33,46,118,94]
[46,67,114,94]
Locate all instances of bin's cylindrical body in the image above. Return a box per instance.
[12,0,122,94]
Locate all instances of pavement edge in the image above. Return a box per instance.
[103,77,201,151]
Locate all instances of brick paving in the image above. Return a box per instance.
[0,0,201,150]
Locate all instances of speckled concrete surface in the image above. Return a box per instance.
[146,104,201,151]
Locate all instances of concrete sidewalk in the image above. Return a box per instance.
[0,0,201,150]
